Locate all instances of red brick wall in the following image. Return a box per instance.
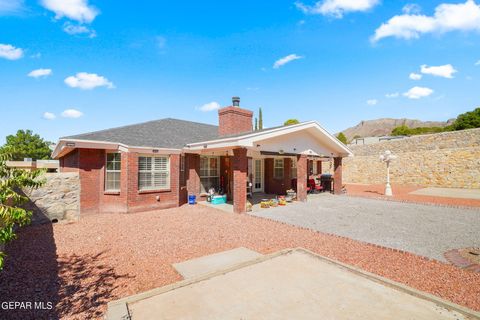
[220,156,233,200]
[218,106,253,136]
[59,150,79,173]
[78,149,105,214]
[264,158,292,195]
[126,153,180,212]
[232,148,247,213]
[185,153,200,198]
[61,148,181,214]
[297,155,308,201]
[99,151,128,213]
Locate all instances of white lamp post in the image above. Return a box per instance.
[379,150,397,196]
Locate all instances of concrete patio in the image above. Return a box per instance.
[251,193,480,262]
[107,249,479,320]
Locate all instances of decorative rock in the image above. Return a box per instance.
[23,172,80,224]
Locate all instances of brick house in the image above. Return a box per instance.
[52,97,352,214]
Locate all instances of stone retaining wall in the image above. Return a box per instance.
[23,172,80,224]
[340,128,480,189]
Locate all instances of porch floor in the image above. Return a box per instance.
[198,192,327,213]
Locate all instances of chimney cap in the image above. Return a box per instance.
[232,96,240,107]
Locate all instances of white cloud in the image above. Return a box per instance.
[475,60,480,65]
[409,72,422,80]
[420,64,457,78]
[64,72,114,90]
[403,86,434,99]
[41,0,98,23]
[385,92,399,98]
[372,0,480,42]
[402,3,422,14]
[273,54,303,69]
[0,0,24,15]
[0,43,23,60]
[198,102,221,112]
[296,0,379,18]
[28,68,53,78]
[61,109,83,118]
[42,112,56,120]
[63,22,96,38]
[367,99,378,105]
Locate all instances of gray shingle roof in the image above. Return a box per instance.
[62,118,219,149]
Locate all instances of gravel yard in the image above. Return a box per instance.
[1,204,479,319]
[252,193,480,262]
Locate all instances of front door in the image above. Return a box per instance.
[253,159,264,192]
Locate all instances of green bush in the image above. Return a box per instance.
[0,151,44,270]
[453,107,480,130]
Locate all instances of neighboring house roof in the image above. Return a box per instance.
[62,118,219,149]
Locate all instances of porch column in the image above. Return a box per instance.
[233,148,248,213]
[296,154,307,202]
[186,153,200,197]
[333,157,343,195]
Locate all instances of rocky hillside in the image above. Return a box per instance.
[341,118,455,141]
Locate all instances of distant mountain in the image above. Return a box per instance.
[340,118,455,141]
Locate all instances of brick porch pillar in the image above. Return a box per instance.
[333,157,343,195]
[296,154,307,202]
[233,148,248,213]
[186,153,200,197]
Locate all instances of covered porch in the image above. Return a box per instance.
[184,121,353,213]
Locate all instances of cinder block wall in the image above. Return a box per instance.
[342,128,480,189]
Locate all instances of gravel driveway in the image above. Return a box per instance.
[251,194,480,262]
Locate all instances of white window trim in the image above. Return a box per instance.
[291,158,297,179]
[199,156,220,178]
[273,158,284,180]
[105,152,121,192]
[138,155,171,191]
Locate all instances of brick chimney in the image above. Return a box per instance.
[218,97,253,136]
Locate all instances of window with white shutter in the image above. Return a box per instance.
[138,156,170,190]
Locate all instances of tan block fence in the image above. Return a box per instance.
[324,128,480,189]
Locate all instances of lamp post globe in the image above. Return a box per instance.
[379,150,396,196]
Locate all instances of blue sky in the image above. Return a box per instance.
[1,0,480,143]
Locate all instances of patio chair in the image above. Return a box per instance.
[308,179,323,194]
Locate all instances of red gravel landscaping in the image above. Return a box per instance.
[1,205,479,319]
[346,183,480,208]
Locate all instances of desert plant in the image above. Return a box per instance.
[336,132,347,144]
[0,150,45,270]
[258,108,263,130]
[284,119,300,126]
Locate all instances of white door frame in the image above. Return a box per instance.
[252,158,264,193]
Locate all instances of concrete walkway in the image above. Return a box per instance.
[410,187,480,200]
[108,249,479,320]
[251,194,480,261]
[173,247,262,278]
